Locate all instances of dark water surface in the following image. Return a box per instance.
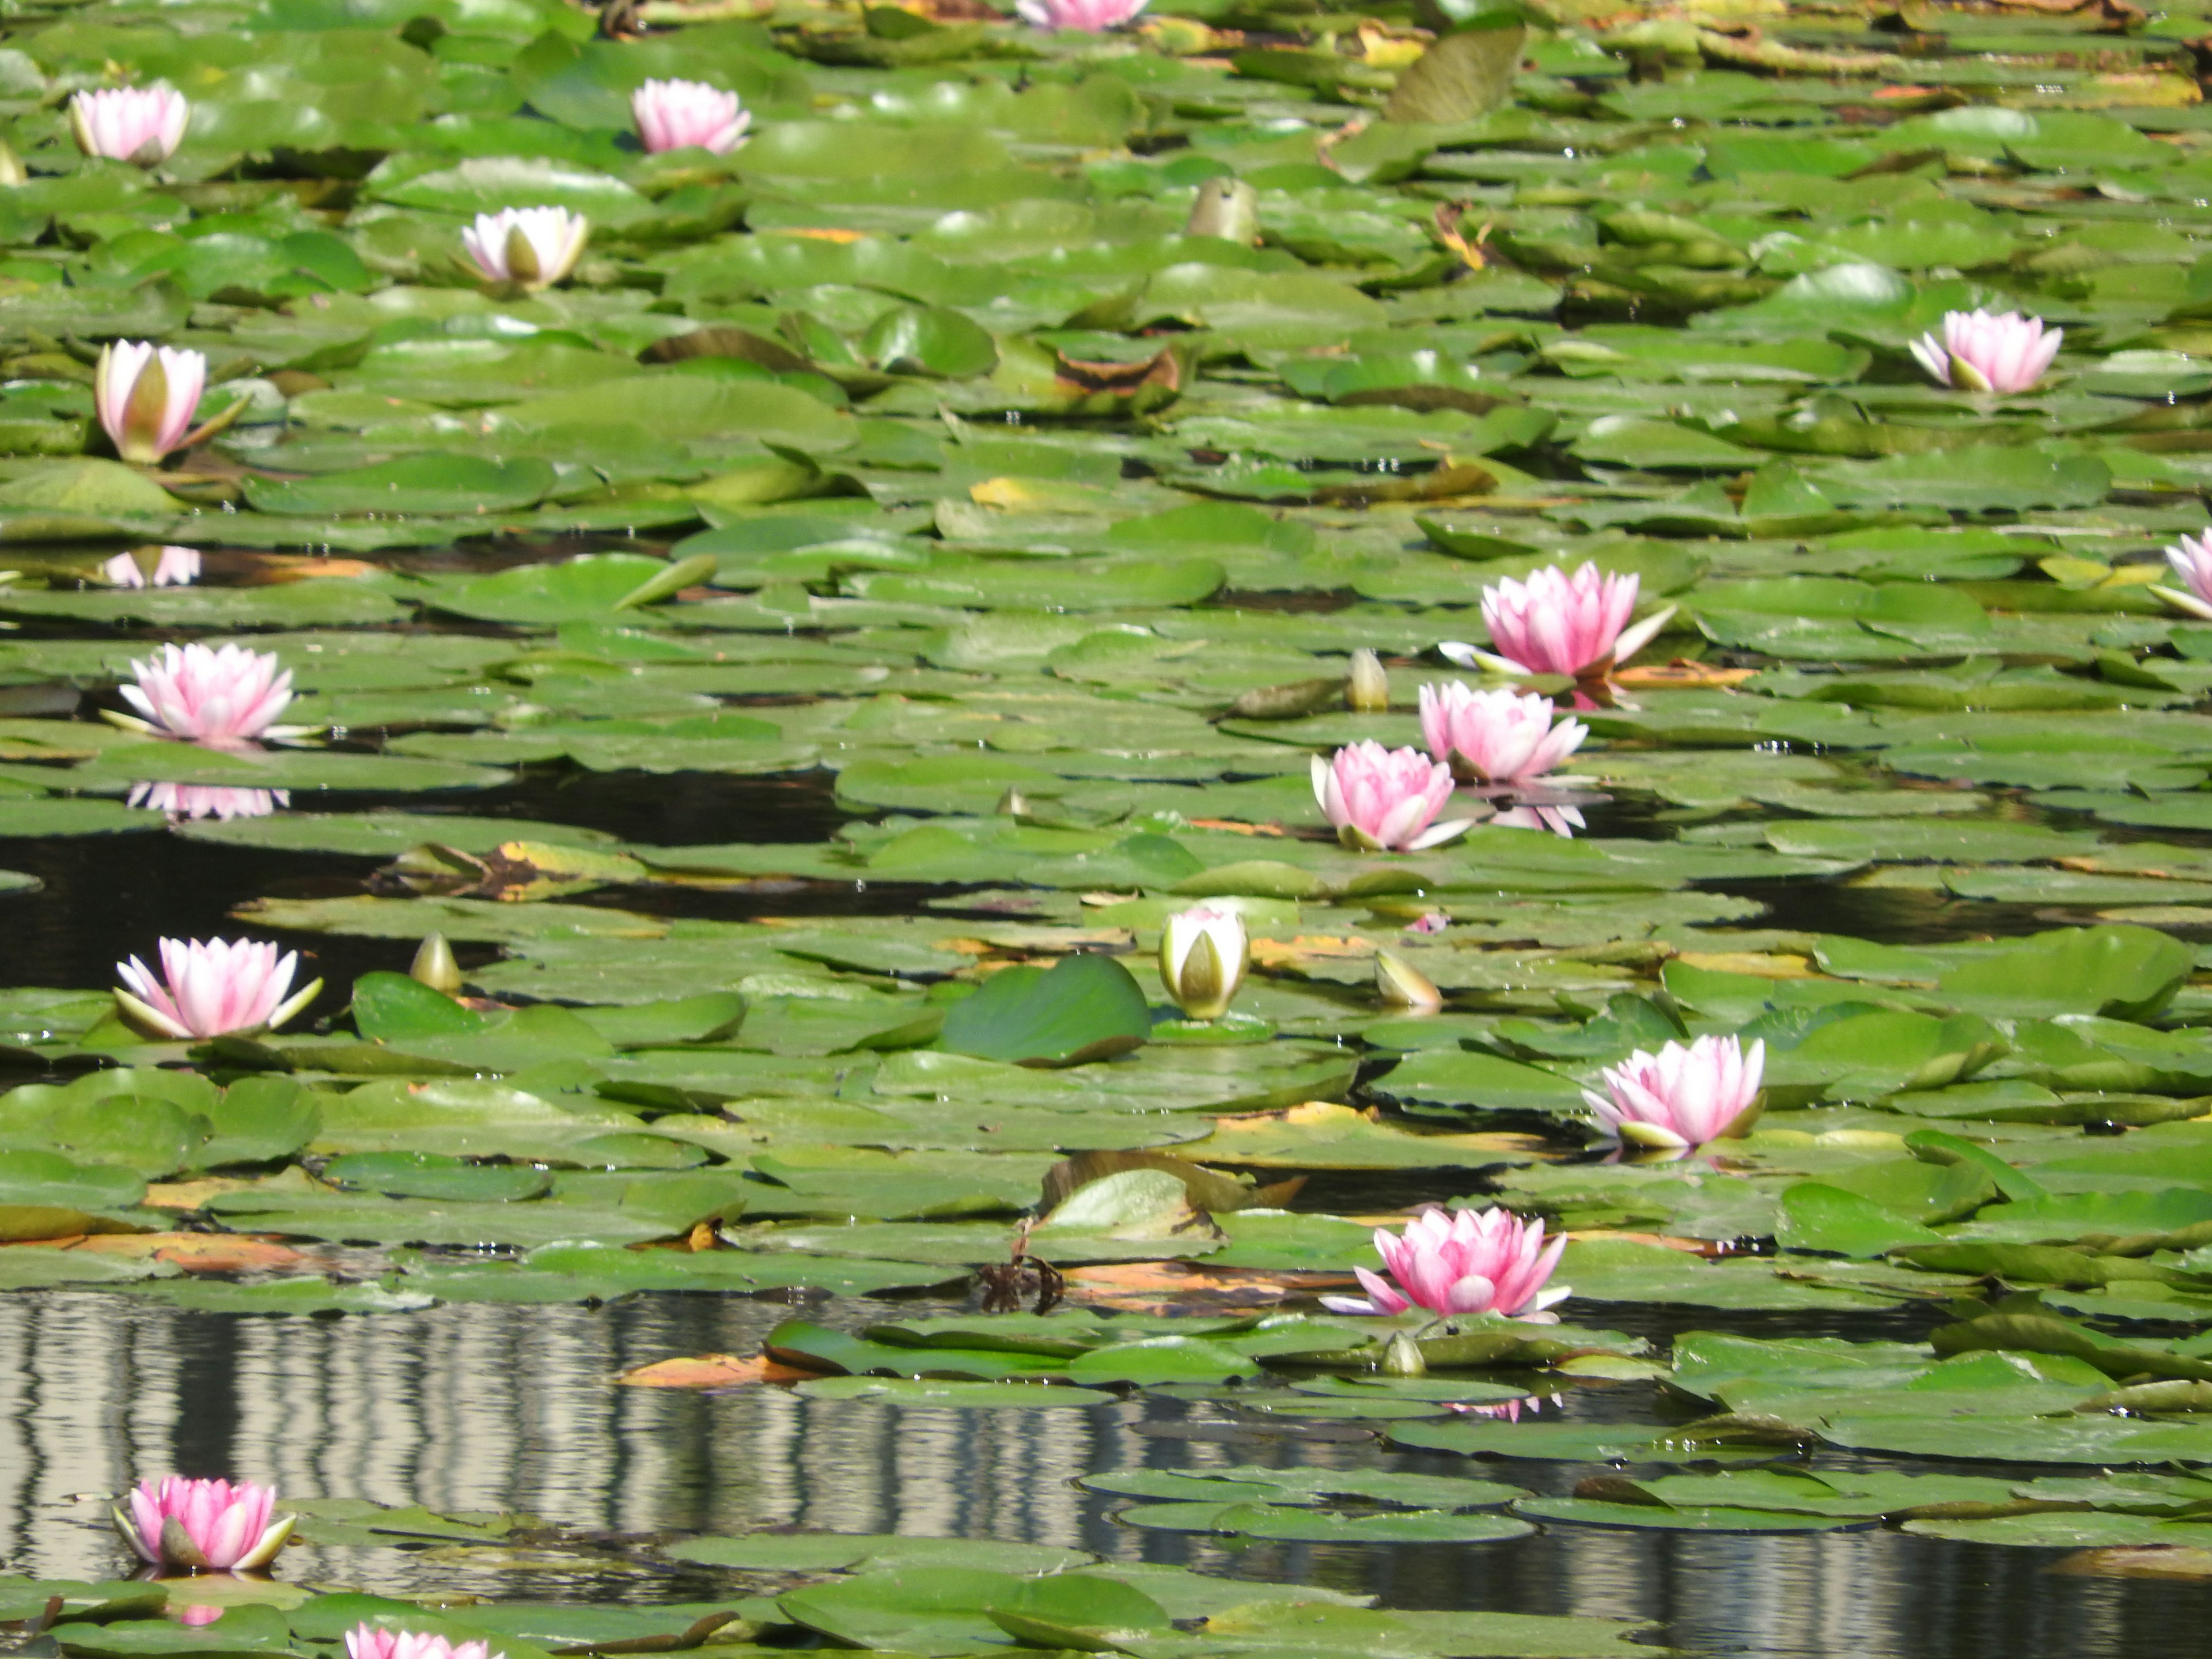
[5,1294,2211,1659]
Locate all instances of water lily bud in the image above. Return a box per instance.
[0,141,25,187]
[69,85,188,167]
[1159,904,1248,1021]
[1186,176,1260,244]
[411,933,463,995]
[96,342,207,466]
[1382,1330,1428,1376]
[461,207,588,292]
[1375,947,1443,1015]
[1346,648,1390,713]
[995,787,1031,817]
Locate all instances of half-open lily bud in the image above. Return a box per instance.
[1375,947,1442,1014]
[1346,648,1390,712]
[461,207,588,291]
[1160,904,1247,1021]
[410,933,463,994]
[95,342,208,465]
[631,78,751,155]
[70,85,188,166]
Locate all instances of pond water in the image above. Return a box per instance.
[10,1294,2212,1659]
[13,0,2212,1656]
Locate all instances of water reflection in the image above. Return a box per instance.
[124,783,287,821]
[101,546,200,589]
[1,1292,2210,1659]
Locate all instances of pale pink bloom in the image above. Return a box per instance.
[461,207,588,290]
[103,546,200,588]
[114,937,319,1041]
[1406,911,1449,935]
[113,1477,291,1571]
[1017,0,1147,28]
[631,79,750,154]
[121,643,294,744]
[70,85,188,165]
[1312,741,1472,853]
[177,1607,225,1627]
[1462,563,1669,681]
[346,1628,500,1659]
[1909,308,2062,394]
[2156,530,2212,621]
[127,782,287,821]
[96,342,207,465]
[1322,1205,1570,1321]
[1420,682,1586,781]
[1584,1033,1766,1149]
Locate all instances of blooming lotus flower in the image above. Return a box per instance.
[1017,0,1147,29]
[2154,530,2212,621]
[1910,308,2062,395]
[631,78,750,155]
[1584,1033,1766,1150]
[103,546,200,589]
[119,643,295,745]
[1322,1206,1570,1321]
[96,343,208,465]
[113,1478,292,1571]
[127,782,287,821]
[346,1629,501,1659]
[1442,563,1672,688]
[1313,741,1473,853]
[461,207,588,291]
[114,937,321,1041]
[70,85,188,166]
[1159,904,1247,1021]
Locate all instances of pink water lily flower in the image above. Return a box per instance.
[113,1478,293,1571]
[347,1629,501,1659]
[103,546,200,589]
[1313,741,1473,853]
[127,782,287,821]
[1322,1206,1570,1321]
[2155,529,2212,621]
[70,85,188,165]
[631,78,751,154]
[1017,0,1147,28]
[114,937,321,1041]
[1420,682,1586,794]
[1909,308,2062,394]
[461,207,589,290]
[119,643,294,745]
[1441,562,1673,690]
[1584,1033,1766,1150]
[96,342,207,465]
